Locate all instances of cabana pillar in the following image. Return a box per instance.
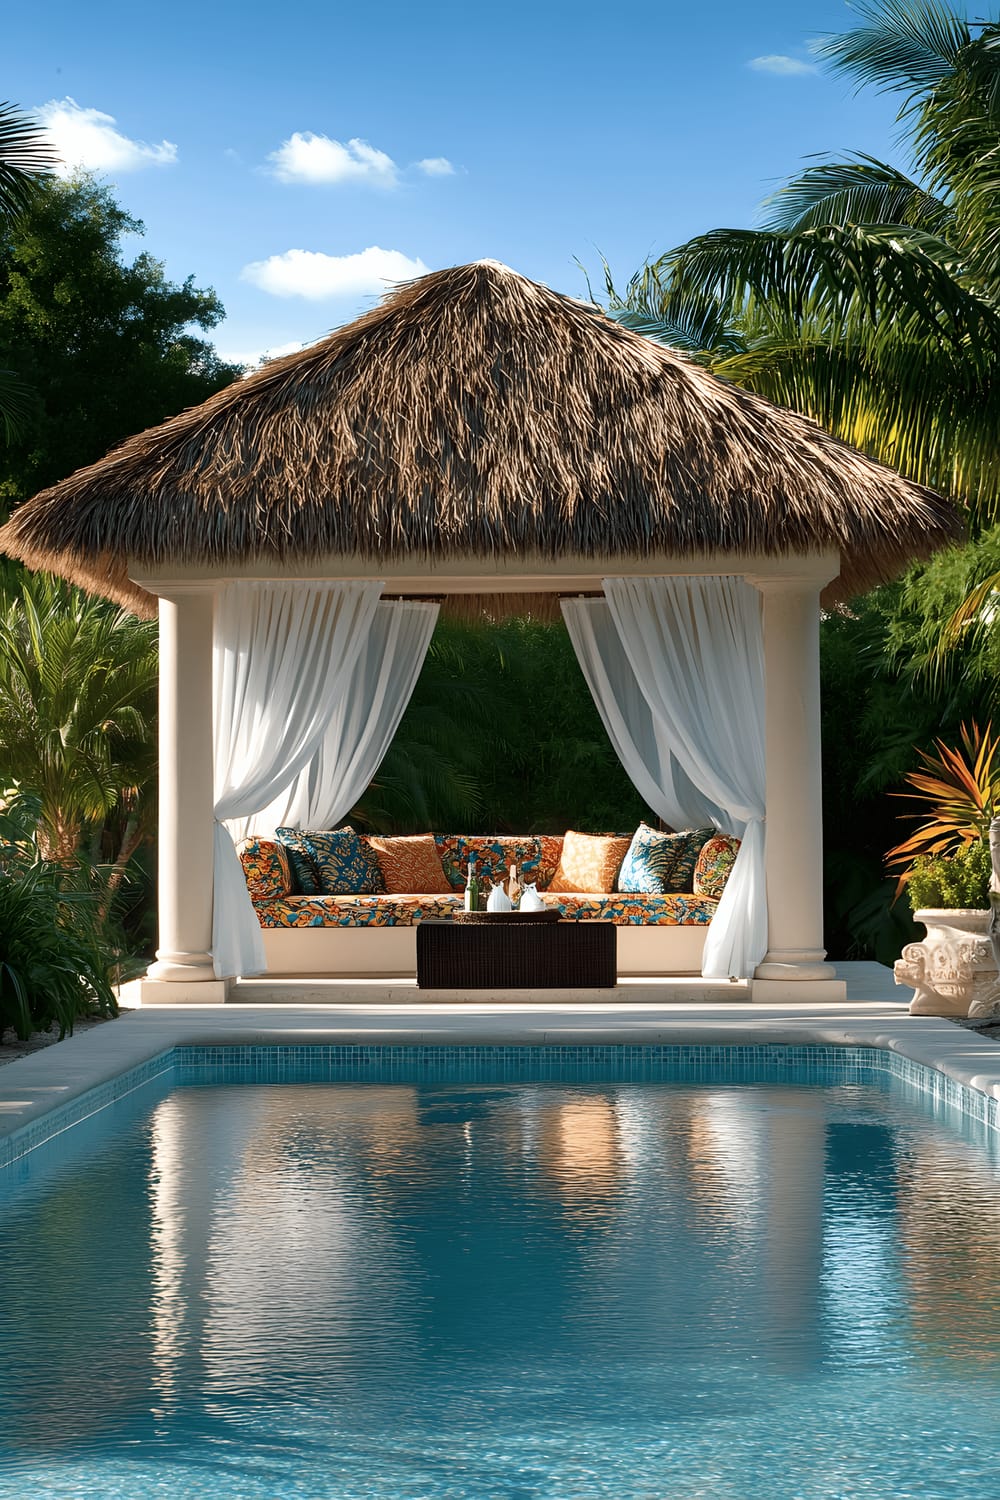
[753,570,839,999]
[143,587,225,1001]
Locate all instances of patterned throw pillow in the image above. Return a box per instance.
[237,838,293,901]
[617,825,689,894]
[275,826,384,895]
[274,826,323,894]
[547,830,632,894]
[535,835,564,890]
[367,834,452,894]
[669,828,717,892]
[435,835,556,891]
[693,833,742,898]
[618,825,718,894]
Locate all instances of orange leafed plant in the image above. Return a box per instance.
[886,722,1000,884]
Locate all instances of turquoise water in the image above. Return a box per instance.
[2,1048,1000,1498]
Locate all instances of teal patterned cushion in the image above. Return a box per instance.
[275,826,384,895]
[617,824,689,894]
[617,826,717,894]
[275,826,323,894]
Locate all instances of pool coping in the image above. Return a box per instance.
[4,979,1000,1167]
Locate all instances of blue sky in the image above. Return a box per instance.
[9,0,905,365]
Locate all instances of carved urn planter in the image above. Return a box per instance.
[894,908,1000,1018]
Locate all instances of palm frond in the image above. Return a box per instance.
[815,0,969,104]
[758,154,952,234]
[0,101,56,221]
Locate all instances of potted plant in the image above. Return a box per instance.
[888,724,1000,1017]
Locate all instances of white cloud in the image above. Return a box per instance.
[38,97,177,175]
[266,132,397,186]
[216,340,305,369]
[240,246,430,300]
[416,156,455,176]
[748,54,818,76]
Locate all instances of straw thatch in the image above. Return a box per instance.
[0,260,962,616]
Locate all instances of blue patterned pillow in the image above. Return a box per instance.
[275,826,384,895]
[618,824,691,894]
[275,826,323,894]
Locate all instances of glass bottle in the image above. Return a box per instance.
[464,856,480,914]
[507,861,522,909]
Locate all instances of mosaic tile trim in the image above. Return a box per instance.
[0,1051,176,1172]
[2,1042,998,1171]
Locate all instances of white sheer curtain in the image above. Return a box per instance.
[601,576,767,981]
[252,599,439,833]
[212,580,382,979]
[561,597,722,830]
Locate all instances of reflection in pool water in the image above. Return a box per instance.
[1,1066,999,1498]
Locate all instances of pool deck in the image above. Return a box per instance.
[3,961,1000,1152]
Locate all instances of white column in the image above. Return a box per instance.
[754,577,837,985]
[146,588,217,985]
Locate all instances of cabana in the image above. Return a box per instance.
[0,261,961,1001]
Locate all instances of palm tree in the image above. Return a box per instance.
[0,101,54,438]
[0,573,157,871]
[604,1,1000,533]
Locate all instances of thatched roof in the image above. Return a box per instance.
[0,260,962,616]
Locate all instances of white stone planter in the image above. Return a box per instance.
[894,908,1000,1017]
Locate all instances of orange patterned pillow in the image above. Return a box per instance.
[366,834,452,895]
[548,830,632,894]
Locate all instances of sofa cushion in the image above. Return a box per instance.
[544,892,719,925]
[693,833,742,899]
[435,835,564,891]
[274,826,323,894]
[618,825,689,894]
[254,894,462,927]
[670,828,717,892]
[237,838,293,901]
[252,891,717,927]
[548,831,631,894]
[275,826,384,895]
[367,833,451,894]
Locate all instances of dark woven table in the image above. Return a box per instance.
[416,916,617,989]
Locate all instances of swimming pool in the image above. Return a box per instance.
[1,1044,999,1499]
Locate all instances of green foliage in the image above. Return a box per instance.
[886,721,1000,874]
[356,616,652,834]
[906,839,992,909]
[0,101,54,221]
[601,1,1000,529]
[0,176,240,507]
[0,860,118,1040]
[0,571,158,862]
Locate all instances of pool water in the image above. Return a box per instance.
[2,1049,1000,1498]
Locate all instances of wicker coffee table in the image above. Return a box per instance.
[416,914,617,989]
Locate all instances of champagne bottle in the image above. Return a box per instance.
[507,861,521,909]
[465,856,480,914]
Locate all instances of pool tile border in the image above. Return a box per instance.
[3,1040,998,1171]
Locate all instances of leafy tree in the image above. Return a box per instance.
[819,527,1000,961]
[0,174,240,509]
[603,0,1000,529]
[0,572,158,871]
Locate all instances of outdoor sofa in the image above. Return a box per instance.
[238,827,741,978]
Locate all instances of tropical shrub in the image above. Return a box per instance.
[886,721,1000,876]
[0,571,158,869]
[906,841,992,911]
[0,861,118,1040]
